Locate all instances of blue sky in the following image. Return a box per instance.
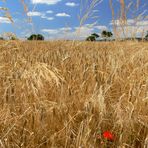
[0,0,148,40]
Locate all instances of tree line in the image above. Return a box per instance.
[0,34,44,41]
[86,30,113,41]
[0,31,148,41]
[86,30,148,41]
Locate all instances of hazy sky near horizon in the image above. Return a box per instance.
[0,0,148,39]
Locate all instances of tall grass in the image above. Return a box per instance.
[0,0,148,147]
[0,40,147,147]
[109,0,147,39]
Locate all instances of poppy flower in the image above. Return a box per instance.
[102,131,114,141]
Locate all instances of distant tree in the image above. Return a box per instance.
[91,33,99,38]
[2,32,17,40]
[37,34,44,40]
[86,35,96,41]
[86,33,99,41]
[27,34,44,40]
[10,36,18,40]
[27,34,35,40]
[101,30,108,38]
[107,31,113,38]
[145,31,148,40]
[0,37,4,40]
[101,30,113,40]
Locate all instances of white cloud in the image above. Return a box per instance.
[75,24,108,38]
[42,29,59,34]
[27,11,43,16]
[136,20,148,26]
[111,19,135,26]
[0,7,8,11]
[42,16,54,20]
[65,2,78,7]
[110,19,148,26]
[46,10,53,14]
[46,17,54,20]
[59,27,72,31]
[42,25,96,40]
[31,0,61,5]
[56,13,70,17]
[75,25,95,38]
[42,27,72,34]
[110,19,148,37]
[41,24,109,40]
[42,28,77,40]
[27,11,54,21]
[0,17,11,24]
[127,19,135,25]
[95,25,107,30]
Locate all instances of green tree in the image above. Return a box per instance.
[101,30,108,38]
[10,36,18,40]
[0,37,4,40]
[86,33,99,41]
[37,34,45,40]
[107,31,113,38]
[145,31,148,40]
[86,35,96,41]
[91,33,99,38]
[3,32,17,40]
[28,34,36,40]
[28,34,44,40]
[101,30,113,40]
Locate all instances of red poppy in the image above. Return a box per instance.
[102,131,114,141]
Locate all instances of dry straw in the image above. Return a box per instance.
[0,0,147,147]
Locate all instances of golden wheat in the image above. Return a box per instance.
[0,40,147,147]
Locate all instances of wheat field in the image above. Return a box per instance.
[0,40,148,147]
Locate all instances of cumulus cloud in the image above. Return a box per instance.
[46,10,53,14]
[42,29,59,34]
[75,25,95,38]
[27,11,54,21]
[110,19,148,27]
[27,11,43,16]
[59,27,72,31]
[42,27,72,34]
[136,20,148,26]
[110,19,148,37]
[45,17,54,20]
[65,2,78,7]
[41,15,54,20]
[95,25,107,30]
[56,13,71,17]
[41,24,107,40]
[42,27,77,40]
[110,19,135,26]
[31,0,61,5]
[0,17,11,24]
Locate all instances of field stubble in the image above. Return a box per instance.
[0,40,148,147]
